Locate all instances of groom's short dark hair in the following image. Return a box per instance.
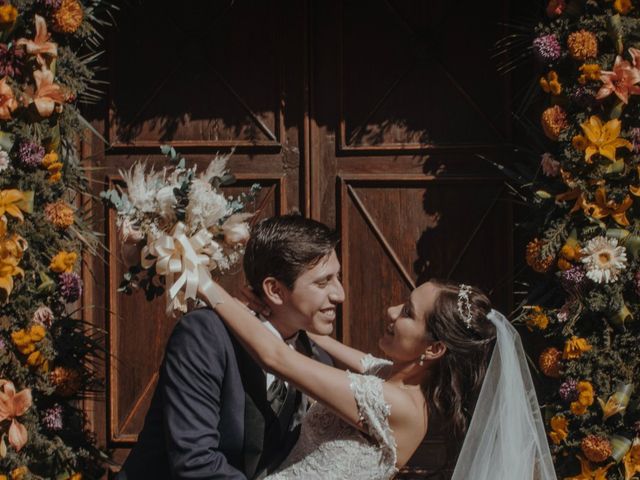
[243,214,339,295]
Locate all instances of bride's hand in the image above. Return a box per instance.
[238,285,271,317]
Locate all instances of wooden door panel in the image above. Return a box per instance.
[109,0,283,148]
[338,174,511,356]
[339,0,509,150]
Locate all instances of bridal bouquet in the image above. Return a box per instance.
[101,146,259,314]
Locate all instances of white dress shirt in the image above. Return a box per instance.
[260,316,298,391]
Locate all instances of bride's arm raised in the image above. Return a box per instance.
[306,332,369,373]
[203,285,412,436]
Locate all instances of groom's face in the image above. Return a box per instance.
[280,250,344,335]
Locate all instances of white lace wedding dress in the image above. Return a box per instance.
[266,355,397,480]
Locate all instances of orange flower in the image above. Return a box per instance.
[50,250,77,273]
[614,0,633,14]
[540,71,562,95]
[44,200,74,229]
[568,30,598,61]
[539,347,562,378]
[0,4,17,27]
[566,456,613,480]
[581,187,633,226]
[541,105,569,140]
[0,380,32,451]
[581,434,612,463]
[0,77,17,120]
[570,381,595,415]
[526,238,555,273]
[548,414,568,444]
[564,336,592,360]
[16,15,57,65]
[52,0,83,33]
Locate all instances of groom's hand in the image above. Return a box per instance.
[238,285,271,317]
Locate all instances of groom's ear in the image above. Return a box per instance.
[262,277,286,306]
[424,341,446,361]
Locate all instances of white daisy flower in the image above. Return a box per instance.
[581,236,627,283]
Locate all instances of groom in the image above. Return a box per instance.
[116,215,344,479]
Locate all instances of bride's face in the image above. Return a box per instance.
[378,282,438,362]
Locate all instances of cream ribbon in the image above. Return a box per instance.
[141,222,222,314]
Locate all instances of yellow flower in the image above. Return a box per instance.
[581,187,633,226]
[70,474,82,480]
[44,200,74,230]
[29,324,45,341]
[578,64,601,84]
[540,71,562,95]
[42,152,63,183]
[0,4,17,26]
[10,467,27,480]
[570,381,595,415]
[50,250,77,273]
[548,414,568,445]
[526,306,549,331]
[566,455,614,480]
[624,440,640,480]
[572,116,633,163]
[0,190,32,223]
[614,0,633,14]
[0,218,26,301]
[564,336,592,360]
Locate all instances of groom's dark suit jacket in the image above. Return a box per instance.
[116,308,331,480]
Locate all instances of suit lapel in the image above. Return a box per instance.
[231,332,272,479]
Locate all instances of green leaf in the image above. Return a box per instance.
[607,14,624,55]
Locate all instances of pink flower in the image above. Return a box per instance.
[16,15,57,66]
[25,66,66,117]
[596,49,640,104]
[0,77,17,120]
[0,379,32,451]
[541,153,560,177]
[546,0,566,17]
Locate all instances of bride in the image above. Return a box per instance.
[201,279,556,480]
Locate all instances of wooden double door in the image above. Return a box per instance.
[85,1,514,477]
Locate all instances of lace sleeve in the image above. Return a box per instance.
[360,353,393,376]
[347,372,397,469]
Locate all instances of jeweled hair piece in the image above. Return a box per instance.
[457,284,473,329]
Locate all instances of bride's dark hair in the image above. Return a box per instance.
[421,281,496,442]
